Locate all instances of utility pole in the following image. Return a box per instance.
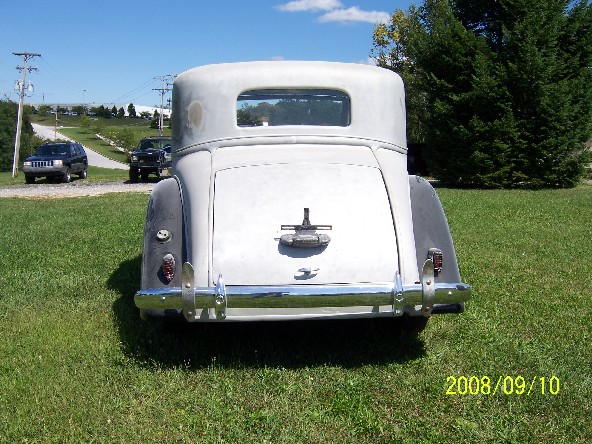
[12,52,41,178]
[153,75,175,137]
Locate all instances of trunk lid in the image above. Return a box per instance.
[212,162,398,286]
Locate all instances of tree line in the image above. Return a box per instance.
[34,103,144,119]
[0,101,43,172]
[373,0,592,188]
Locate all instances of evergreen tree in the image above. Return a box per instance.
[373,0,592,188]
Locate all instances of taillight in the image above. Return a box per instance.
[427,248,443,276]
[162,254,175,282]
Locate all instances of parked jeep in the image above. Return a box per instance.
[128,137,172,182]
[22,142,87,184]
[134,61,471,329]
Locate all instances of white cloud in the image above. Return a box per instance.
[276,0,343,12]
[317,6,390,24]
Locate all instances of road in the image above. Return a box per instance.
[31,123,128,170]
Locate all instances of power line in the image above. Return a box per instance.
[109,78,159,104]
[12,51,41,178]
[37,56,82,99]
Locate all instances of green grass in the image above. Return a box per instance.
[56,127,130,163]
[0,187,590,443]
[0,167,129,186]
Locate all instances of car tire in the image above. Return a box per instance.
[25,175,35,184]
[129,169,139,182]
[79,168,87,179]
[141,171,149,181]
[63,170,71,183]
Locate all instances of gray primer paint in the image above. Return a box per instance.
[409,176,461,283]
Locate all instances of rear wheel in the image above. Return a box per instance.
[79,168,87,179]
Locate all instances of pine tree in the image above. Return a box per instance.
[373,0,592,187]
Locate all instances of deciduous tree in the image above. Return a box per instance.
[127,103,137,118]
[0,100,42,172]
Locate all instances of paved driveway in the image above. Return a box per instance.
[31,123,128,170]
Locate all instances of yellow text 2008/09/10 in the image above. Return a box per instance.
[446,375,560,396]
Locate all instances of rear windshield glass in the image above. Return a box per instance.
[237,89,351,127]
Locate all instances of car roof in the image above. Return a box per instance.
[172,61,406,155]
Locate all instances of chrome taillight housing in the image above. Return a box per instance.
[162,254,175,282]
[427,248,443,276]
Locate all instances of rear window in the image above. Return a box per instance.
[237,89,351,127]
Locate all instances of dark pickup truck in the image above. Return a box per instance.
[129,137,172,182]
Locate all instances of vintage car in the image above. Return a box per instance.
[134,61,471,328]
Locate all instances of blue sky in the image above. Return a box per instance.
[0,0,411,109]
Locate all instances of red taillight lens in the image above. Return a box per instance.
[162,254,175,282]
[427,248,443,276]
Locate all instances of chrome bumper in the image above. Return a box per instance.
[134,260,471,321]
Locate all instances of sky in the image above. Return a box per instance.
[0,0,412,109]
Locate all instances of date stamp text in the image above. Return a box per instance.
[446,376,560,395]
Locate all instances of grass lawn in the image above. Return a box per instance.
[56,127,130,164]
[0,186,590,443]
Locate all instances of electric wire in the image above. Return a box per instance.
[37,56,83,101]
[34,57,165,107]
[108,78,159,105]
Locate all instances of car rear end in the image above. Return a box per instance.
[134,61,471,322]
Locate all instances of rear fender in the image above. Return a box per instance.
[409,176,461,283]
[141,177,185,290]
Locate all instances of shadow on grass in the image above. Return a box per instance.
[109,255,426,370]
[123,177,162,185]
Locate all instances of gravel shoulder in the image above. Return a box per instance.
[0,181,154,199]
